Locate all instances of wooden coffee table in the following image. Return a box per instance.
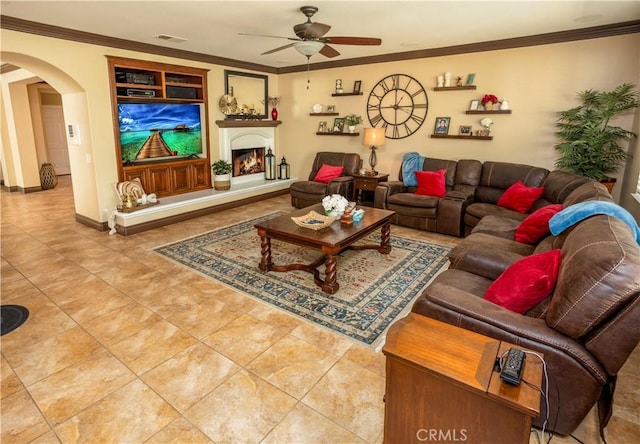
[254,205,396,294]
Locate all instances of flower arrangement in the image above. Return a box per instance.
[322,194,349,215]
[261,96,281,107]
[344,114,363,126]
[480,117,494,129]
[478,117,494,136]
[481,94,499,105]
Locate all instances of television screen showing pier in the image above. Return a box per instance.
[118,103,203,163]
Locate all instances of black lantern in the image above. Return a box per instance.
[278,157,290,180]
[265,147,276,180]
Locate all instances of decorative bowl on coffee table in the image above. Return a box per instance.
[291,211,336,230]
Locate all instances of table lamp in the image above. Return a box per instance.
[363,127,385,175]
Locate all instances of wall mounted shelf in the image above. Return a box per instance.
[316,132,360,136]
[331,92,363,97]
[466,110,512,115]
[215,120,282,128]
[430,134,493,140]
[434,86,477,91]
[310,112,339,116]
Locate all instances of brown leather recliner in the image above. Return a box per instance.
[412,210,640,435]
[290,152,361,209]
[374,158,482,237]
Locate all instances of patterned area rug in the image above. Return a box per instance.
[154,213,451,348]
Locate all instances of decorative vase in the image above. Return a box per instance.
[214,173,231,191]
[484,102,494,110]
[271,107,278,120]
[326,209,344,218]
[348,125,356,133]
[39,163,58,190]
[500,100,510,111]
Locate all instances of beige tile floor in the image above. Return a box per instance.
[1,176,638,443]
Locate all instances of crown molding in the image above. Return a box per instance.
[0,15,278,74]
[2,15,638,75]
[279,20,640,73]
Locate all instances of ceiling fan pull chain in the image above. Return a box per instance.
[306,55,311,89]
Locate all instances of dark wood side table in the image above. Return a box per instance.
[352,173,389,206]
[382,313,542,444]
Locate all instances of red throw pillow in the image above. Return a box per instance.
[497,181,544,213]
[415,169,446,197]
[484,249,561,314]
[515,204,563,244]
[313,164,344,183]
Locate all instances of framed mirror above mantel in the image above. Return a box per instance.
[224,70,269,120]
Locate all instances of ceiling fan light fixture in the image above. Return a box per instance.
[294,40,324,56]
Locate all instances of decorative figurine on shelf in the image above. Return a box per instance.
[444,72,451,87]
[500,99,510,110]
[437,76,444,87]
[456,76,463,87]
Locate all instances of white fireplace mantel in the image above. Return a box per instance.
[216,120,281,186]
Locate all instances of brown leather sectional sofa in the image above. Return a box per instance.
[374,158,591,237]
[410,181,640,435]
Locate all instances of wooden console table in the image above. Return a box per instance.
[382,313,542,444]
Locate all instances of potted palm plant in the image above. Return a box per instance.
[212,159,232,190]
[344,114,363,133]
[554,83,639,192]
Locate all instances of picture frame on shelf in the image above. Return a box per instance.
[433,117,451,134]
[335,79,343,94]
[327,105,336,112]
[469,100,480,110]
[318,121,327,132]
[459,125,472,136]
[353,80,362,94]
[434,117,451,135]
[333,117,345,133]
[466,73,476,85]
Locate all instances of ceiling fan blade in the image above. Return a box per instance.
[305,22,331,38]
[320,44,340,58]
[239,32,299,41]
[261,43,296,55]
[323,36,382,46]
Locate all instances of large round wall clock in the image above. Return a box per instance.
[367,74,428,139]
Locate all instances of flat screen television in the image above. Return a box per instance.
[117,102,205,164]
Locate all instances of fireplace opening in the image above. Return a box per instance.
[231,147,265,177]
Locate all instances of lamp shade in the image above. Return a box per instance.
[363,127,386,146]
[294,40,324,56]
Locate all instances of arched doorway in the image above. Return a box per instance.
[1,52,102,226]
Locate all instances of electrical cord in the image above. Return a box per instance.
[500,349,550,444]
[569,434,586,444]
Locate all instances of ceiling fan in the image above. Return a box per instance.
[239,5,382,59]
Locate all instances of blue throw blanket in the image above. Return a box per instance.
[401,152,426,187]
[549,201,640,244]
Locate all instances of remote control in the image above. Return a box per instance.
[500,348,526,385]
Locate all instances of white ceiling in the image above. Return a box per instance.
[2,0,639,69]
